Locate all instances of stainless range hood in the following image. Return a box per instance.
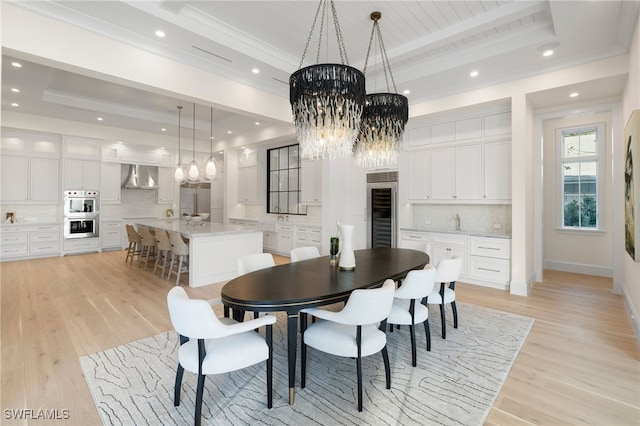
[121,164,159,189]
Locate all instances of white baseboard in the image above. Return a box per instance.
[544,260,613,278]
[509,272,535,296]
[621,286,640,347]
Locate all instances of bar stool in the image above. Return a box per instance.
[153,229,172,279]
[138,226,157,271]
[125,224,142,265]
[167,231,189,286]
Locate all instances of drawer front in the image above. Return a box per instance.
[63,238,100,251]
[1,244,28,257]
[277,224,293,233]
[30,241,60,254]
[1,233,28,244]
[30,225,60,233]
[103,221,122,229]
[433,233,469,246]
[400,231,431,242]
[30,232,60,243]
[470,237,510,259]
[469,256,510,283]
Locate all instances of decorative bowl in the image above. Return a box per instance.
[191,216,203,222]
[198,213,210,220]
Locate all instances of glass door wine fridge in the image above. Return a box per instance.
[366,172,398,248]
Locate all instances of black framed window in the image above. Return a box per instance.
[267,144,307,215]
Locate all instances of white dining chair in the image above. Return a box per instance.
[167,287,276,426]
[300,279,396,412]
[426,256,462,339]
[237,253,275,275]
[290,246,320,262]
[387,265,437,366]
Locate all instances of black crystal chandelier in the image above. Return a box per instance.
[354,11,409,168]
[289,0,365,160]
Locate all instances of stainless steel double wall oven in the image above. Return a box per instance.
[63,190,99,239]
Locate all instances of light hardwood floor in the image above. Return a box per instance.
[1,250,638,425]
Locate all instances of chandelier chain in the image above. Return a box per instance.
[363,16,398,93]
[298,0,349,68]
[330,0,348,64]
[298,0,323,68]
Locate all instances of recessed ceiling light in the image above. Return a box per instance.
[227,130,232,134]
[543,50,554,57]
[569,92,579,98]
[252,68,260,74]
[11,102,19,107]
[11,88,20,93]
[11,62,22,68]
[470,70,479,77]
[155,30,165,38]
[97,117,104,121]
[117,141,123,144]
[403,90,410,95]
[255,122,260,125]
[161,128,167,132]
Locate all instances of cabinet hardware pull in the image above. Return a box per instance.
[478,246,500,250]
[478,267,500,272]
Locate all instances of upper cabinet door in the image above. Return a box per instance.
[30,157,59,202]
[483,141,511,200]
[64,159,99,190]
[157,167,176,204]
[408,150,431,200]
[455,144,482,200]
[1,155,29,202]
[82,160,100,191]
[100,162,121,203]
[431,147,456,200]
[300,159,322,204]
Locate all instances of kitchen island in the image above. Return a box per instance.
[134,219,263,287]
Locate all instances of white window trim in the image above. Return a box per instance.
[555,122,605,232]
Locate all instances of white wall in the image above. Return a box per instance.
[542,112,614,277]
[622,16,640,337]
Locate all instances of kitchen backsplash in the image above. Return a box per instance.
[102,189,168,219]
[412,204,512,235]
[2,204,61,223]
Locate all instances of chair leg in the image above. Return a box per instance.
[167,254,175,282]
[266,324,273,408]
[409,323,417,367]
[153,249,161,275]
[175,255,183,286]
[451,301,458,328]
[356,354,363,412]
[194,373,205,426]
[423,319,431,351]
[174,364,184,406]
[381,345,391,389]
[440,303,446,339]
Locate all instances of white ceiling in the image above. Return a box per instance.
[2,0,639,145]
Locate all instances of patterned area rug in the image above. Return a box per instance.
[80,302,533,425]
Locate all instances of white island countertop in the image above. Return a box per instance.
[134,219,260,239]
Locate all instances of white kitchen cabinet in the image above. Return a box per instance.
[101,220,122,250]
[431,145,482,201]
[100,162,121,203]
[1,155,29,202]
[1,155,59,203]
[408,150,431,200]
[237,165,258,203]
[277,224,294,253]
[1,224,60,261]
[483,141,511,200]
[295,225,322,251]
[63,159,100,190]
[62,237,100,255]
[260,223,279,253]
[300,159,322,204]
[399,231,432,255]
[157,167,177,204]
[468,236,511,288]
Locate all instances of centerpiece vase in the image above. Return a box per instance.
[337,222,356,270]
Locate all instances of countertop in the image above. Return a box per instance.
[134,219,262,238]
[401,227,511,239]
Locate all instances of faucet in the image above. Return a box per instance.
[455,214,461,231]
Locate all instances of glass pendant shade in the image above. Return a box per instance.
[290,64,365,160]
[187,103,201,183]
[204,156,218,180]
[354,92,408,168]
[174,106,187,184]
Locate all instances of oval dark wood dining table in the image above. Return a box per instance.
[221,247,429,404]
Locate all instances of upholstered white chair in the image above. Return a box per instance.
[153,229,172,279]
[167,287,276,426]
[290,246,320,262]
[426,256,462,339]
[236,253,276,319]
[167,231,189,286]
[387,265,437,366]
[137,226,157,270]
[124,224,142,265]
[237,252,276,274]
[300,279,396,412]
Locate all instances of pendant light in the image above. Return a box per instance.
[187,103,201,183]
[289,0,365,160]
[204,107,218,180]
[174,106,187,184]
[354,12,408,169]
